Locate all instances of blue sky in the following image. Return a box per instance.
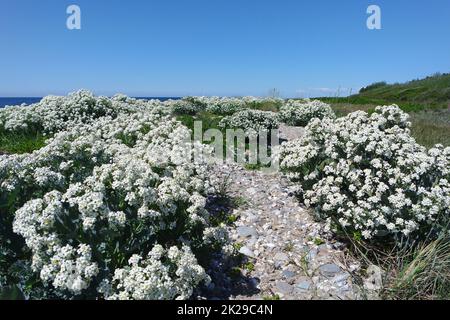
[1,0,449,97]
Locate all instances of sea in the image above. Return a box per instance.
[0,97,181,108]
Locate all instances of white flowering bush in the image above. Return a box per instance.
[102,245,208,300]
[280,105,450,242]
[219,110,279,136]
[278,99,335,126]
[205,98,247,115]
[170,99,206,115]
[0,90,166,136]
[169,96,284,116]
[0,93,232,299]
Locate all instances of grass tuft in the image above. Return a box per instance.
[387,236,450,300]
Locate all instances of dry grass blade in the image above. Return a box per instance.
[388,236,450,300]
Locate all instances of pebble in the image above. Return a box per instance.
[275,281,293,295]
[319,264,342,278]
[296,280,312,291]
[239,246,256,258]
[282,270,296,279]
[237,226,257,238]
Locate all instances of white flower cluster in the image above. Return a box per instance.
[241,96,284,105]
[278,99,335,126]
[168,96,284,116]
[205,98,247,115]
[1,93,230,299]
[101,245,209,300]
[219,109,279,136]
[280,105,450,241]
[0,90,166,135]
[169,99,206,115]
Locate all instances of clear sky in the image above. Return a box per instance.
[1,0,449,97]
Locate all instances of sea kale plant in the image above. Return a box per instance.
[219,109,279,136]
[280,105,450,243]
[278,99,336,126]
[0,92,232,300]
[169,96,284,116]
[0,91,167,136]
[169,98,206,115]
[205,97,247,115]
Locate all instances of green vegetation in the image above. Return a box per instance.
[345,233,450,300]
[409,110,450,148]
[283,241,294,252]
[210,211,239,227]
[358,73,450,109]
[320,73,450,111]
[387,235,450,300]
[313,238,325,246]
[316,73,450,148]
[247,100,283,112]
[177,111,276,170]
[176,111,224,134]
[0,129,47,154]
[232,196,249,209]
[263,294,281,300]
[359,81,388,93]
[243,262,255,272]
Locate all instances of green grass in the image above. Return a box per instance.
[263,294,280,300]
[247,100,283,112]
[0,129,47,154]
[318,73,450,112]
[176,111,224,134]
[358,73,450,109]
[387,235,450,300]
[315,74,450,148]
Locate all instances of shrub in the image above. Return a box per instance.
[219,109,279,136]
[280,105,450,243]
[0,95,231,300]
[278,99,335,126]
[243,97,285,112]
[170,99,205,115]
[0,90,164,136]
[205,98,247,115]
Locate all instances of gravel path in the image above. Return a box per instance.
[200,125,372,300]
[220,164,364,300]
[203,125,377,300]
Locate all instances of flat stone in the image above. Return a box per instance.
[282,270,296,279]
[239,246,256,258]
[364,265,383,291]
[306,248,317,261]
[333,273,350,284]
[237,226,257,238]
[296,280,312,291]
[319,264,342,277]
[275,281,293,294]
